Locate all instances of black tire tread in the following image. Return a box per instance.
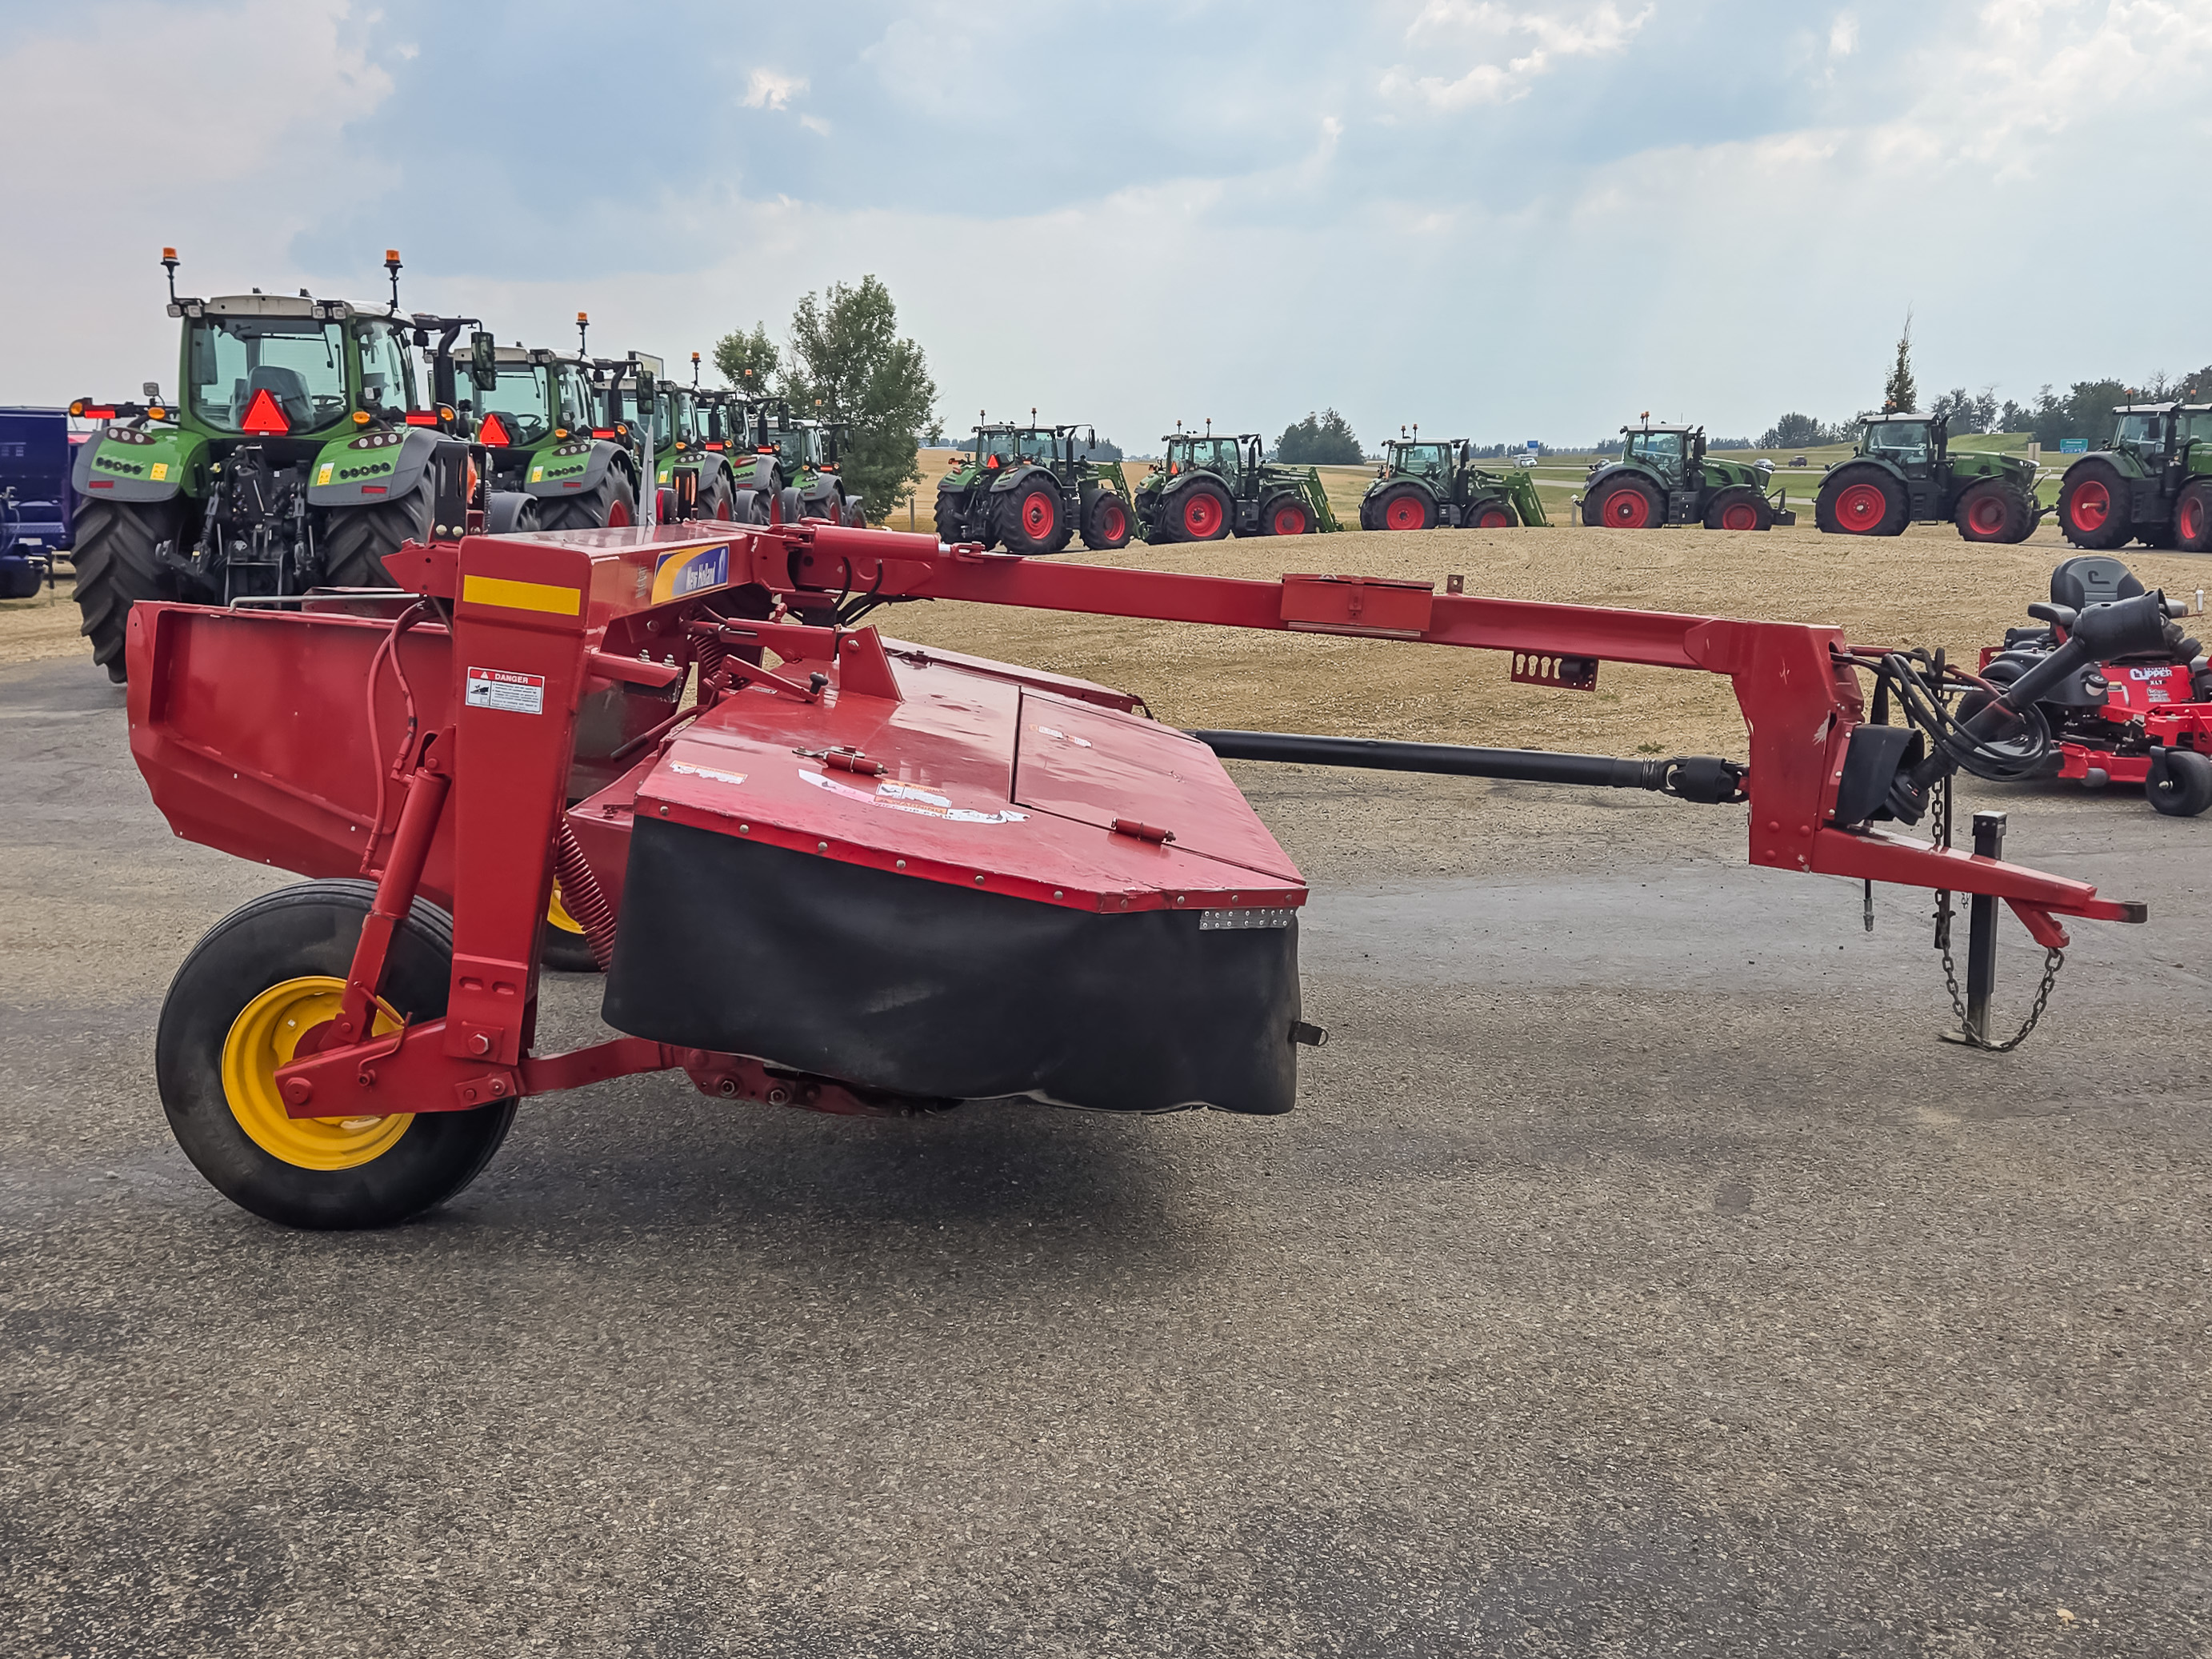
[321,478,433,586]
[71,498,182,679]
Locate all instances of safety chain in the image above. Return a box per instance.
[1940,938,2066,1051]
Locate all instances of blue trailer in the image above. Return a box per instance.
[0,406,81,598]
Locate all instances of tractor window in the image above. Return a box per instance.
[478,365,553,443]
[355,322,418,417]
[186,317,349,434]
[2114,412,2166,451]
[1187,438,1240,474]
[974,431,1017,467]
[1626,432,1682,462]
[558,369,596,429]
[1396,442,1450,477]
[1017,430,1058,462]
[1863,422,1931,463]
[2179,412,2212,446]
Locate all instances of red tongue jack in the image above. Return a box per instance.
[239,387,289,436]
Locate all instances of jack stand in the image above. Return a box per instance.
[1942,810,2006,1045]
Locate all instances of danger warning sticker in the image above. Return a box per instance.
[465,666,546,715]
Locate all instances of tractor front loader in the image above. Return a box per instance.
[2055,402,2212,554]
[127,506,2167,1230]
[70,248,504,682]
[1134,428,1339,544]
[1815,413,2042,543]
[935,421,1134,554]
[1583,420,1794,531]
[1359,432,1548,531]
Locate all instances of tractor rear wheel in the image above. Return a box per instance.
[1262,494,1312,537]
[842,495,867,529]
[1374,483,1434,532]
[1466,498,1516,530]
[1174,480,1234,542]
[1815,466,1907,536]
[1952,479,2033,545]
[998,478,1073,554]
[696,474,734,522]
[2148,748,2212,817]
[486,491,542,534]
[2174,481,2212,552]
[2057,461,2132,550]
[537,473,636,533]
[154,879,516,1229]
[777,486,806,523]
[1702,487,1770,532]
[730,489,770,526]
[322,477,434,589]
[1586,477,1661,530]
[71,498,183,683]
[1082,490,1134,550]
[932,489,963,542]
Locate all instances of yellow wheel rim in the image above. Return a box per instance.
[220,976,412,1170]
[547,882,585,935]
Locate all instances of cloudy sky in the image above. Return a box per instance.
[4,1,2206,450]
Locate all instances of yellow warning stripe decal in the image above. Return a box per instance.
[462,574,582,617]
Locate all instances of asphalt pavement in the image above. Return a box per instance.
[3,654,2209,1657]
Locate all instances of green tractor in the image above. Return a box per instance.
[70,249,501,682]
[1133,428,1339,543]
[466,337,641,530]
[725,398,866,526]
[1582,421,1794,530]
[934,421,1136,554]
[2054,402,2212,553]
[1358,431,1549,531]
[1813,412,2042,542]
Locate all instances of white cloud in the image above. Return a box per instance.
[742,68,806,110]
[1385,2,1653,107]
[1829,13,1858,55]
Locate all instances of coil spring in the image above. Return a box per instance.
[554,823,618,972]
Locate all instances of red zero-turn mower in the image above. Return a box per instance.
[126,514,2176,1228]
[1969,555,2212,816]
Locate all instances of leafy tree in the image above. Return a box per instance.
[1276,409,1363,466]
[1928,386,1998,434]
[1078,436,1123,462]
[774,276,936,525]
[711,322,779,398]
[1884,310,1917,413]
[1758,411,1830,449]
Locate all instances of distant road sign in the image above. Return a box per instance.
[2059,438,2090,453]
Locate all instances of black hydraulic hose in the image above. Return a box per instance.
[1190,730,1747,802]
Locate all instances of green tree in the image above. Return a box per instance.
[711,322,779,398]
[1276,408,1362,466]
[1883,310,1917,413]
[776,275,936,523]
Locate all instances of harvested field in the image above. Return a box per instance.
[875,522,2210,759]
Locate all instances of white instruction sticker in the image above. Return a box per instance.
[465,666,546,715]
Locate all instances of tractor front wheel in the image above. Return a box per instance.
[2057,461,2132,550]
[1174,481,1234,542]
[1952,479,2034,545]
[322,477,434,588]
[1586,478,1661,530]
[155,880,516,1229]
[2174,481,2212,553]
[1702,487,1770,532]
[1082,491,1134,550]
[1815,467,1907,537]
[71,498,184,683]
[1262,494,1312,537]
[998,479,1072,555]
[2148,748,2212,817]
[538,473,636,533]
[1373,484,1434,532]
[1466,498,1516,530]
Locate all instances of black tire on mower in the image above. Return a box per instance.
[998,478,1073,555]
[71,497,183,683]
[1815,466,1908,536]
[2174,480,2212,553]
[1702,486,1771,532]
[154,879,517,1230]
[2147,748,2212,817]
[537,472,636,533]
[1954,658,2068,781]
[1583,476,1662,530]
[1082,490,1134,550]
[1952,478,2033,545]
[2057,459,2133,550]
[1260,493,1313,537]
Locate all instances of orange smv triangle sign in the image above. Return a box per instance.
[240,386,290,436]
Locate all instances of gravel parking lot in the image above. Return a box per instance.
[4,634,2209,1654]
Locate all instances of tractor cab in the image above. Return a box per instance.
[1385,439,1457,482]
[1162,433,1247,481]
[1858,414,1945,478]
[466,346,594,450]
[2110,404,2177,461]
[1619,425,1701,486]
